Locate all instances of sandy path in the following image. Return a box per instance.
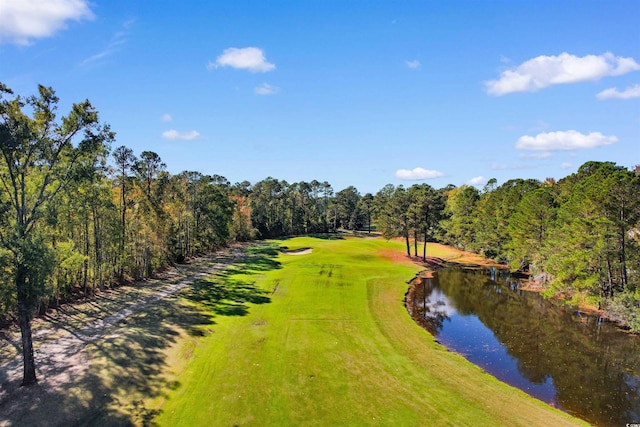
[0,246,246,423]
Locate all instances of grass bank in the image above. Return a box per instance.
[155,236,585,426]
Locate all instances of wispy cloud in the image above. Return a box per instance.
[491,163,531,171]
[528,120,551,133]
[485,52,640,95]
[0,0,94,45]
[405,60,421,69]
[81,19,134,66]
[254,83,280,95]
[596,84,640,100]
[207,47,275,73]
[162,129,202,141]
[160,113,173,122]
[395,167,444,180]
[519,152,553,160]
[560,162,573,169]
[516,130,617,151]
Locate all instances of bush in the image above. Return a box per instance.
[607,289,640,332]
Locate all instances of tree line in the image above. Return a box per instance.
[439,162,639,329]
[1,84,639,386]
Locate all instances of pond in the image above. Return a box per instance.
[406,268,640,427]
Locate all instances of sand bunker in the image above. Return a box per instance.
[283,248,312,255]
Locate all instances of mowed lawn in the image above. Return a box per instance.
[156,236,585,426]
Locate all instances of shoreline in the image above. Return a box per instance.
[397,242,631,332]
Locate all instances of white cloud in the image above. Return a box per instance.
[207,47,275,73]
[162,129,202,141]
[516,130,617,151]
[395,167,444,180]
[160,113,173,122]
[560,162,573,169]
[466,176,487,186]
[485,52,640,95]
[254,83,280,95]
[0,0,94,45]
[596,84,640,100]
[406,60,421,69]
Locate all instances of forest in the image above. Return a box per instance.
[1,84,639,383]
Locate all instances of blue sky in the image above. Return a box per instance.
[1,0,638,194]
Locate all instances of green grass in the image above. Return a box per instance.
[155,237,586,426]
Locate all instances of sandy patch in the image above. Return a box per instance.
[376,249,418,266]
[377,242,502,270]
[283,248,312,255]
[428,243,499,267]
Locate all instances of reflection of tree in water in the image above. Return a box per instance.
[407,268,640,427]
[407,277,452,335]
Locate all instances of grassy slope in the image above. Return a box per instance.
[156,236,585,426]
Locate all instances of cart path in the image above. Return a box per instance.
[0,246,247,423]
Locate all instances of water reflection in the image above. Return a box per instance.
[406,269,640,427]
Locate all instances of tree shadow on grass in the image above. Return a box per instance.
[243,241,287,258]
[182,244,279,318]
[0,295,204,426]
[0,243,282,427]
[183,276,272,318]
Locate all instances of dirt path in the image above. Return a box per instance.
[0,245,247,424]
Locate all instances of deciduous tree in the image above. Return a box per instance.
[0,83,113,385]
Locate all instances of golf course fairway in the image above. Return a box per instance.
[155,236,585,426]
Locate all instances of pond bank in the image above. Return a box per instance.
[398,242,632,331]
[404,268,640,427]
